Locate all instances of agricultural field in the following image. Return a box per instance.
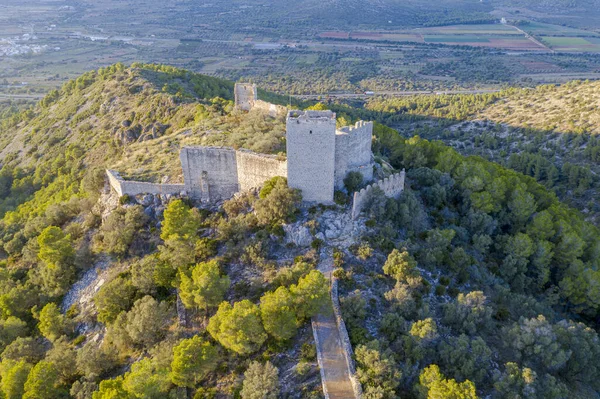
[518,21,600,37]
[541,36,600,52]
[1,0,600,98]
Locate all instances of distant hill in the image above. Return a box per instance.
[366,80,600,223]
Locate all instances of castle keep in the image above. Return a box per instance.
[286,111,337,203]
[107,84,403,213]
[177,110,375,204]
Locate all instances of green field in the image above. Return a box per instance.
[416,24,520,35]
[541,36,600,52]
[544,37,592,46]
[294,54,319,64]
[520,22,600,37]
[424,36,490,43]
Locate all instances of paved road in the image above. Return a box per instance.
[294,89,501,101]
[312,249,357,399]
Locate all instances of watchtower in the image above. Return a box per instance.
[286,110,337,203]
[334,120,375,189]
[234,83,257,111]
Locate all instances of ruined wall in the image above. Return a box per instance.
[236,150,287,191]
[180,146,287,202]
[351,170,406,219]
[180,147,239,202]
[253,100,287,118]
[334,121,374,190]
[234,83,257,111]
[106,170,184,197]
[286,110,337,203]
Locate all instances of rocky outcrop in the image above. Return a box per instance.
[283,222,313,247]
[114,121,170,144]
[317,210,366,248]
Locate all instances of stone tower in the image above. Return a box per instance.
[234,83,257,111]
[286,110,337,203]
[334,120,375,189]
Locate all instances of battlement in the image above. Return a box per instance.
[287,110,336,123]
[336,120,373,135]
[334,120,374,189]
[351,170,406,219]
[106,170,185,197]
[180,146,287,202]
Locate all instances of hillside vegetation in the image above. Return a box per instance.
[365,80,600,224]
[337,127,600,398]
[0,64,292,219]
[0,66,600,398]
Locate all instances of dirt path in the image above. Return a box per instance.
[508,24,554,52]
[312,248,358,399]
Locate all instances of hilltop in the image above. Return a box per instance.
[0,64,298,218]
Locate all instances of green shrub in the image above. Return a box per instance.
[259,176,288,199]
[300,343,316,362]
[334,191,348,205]
[311,239,323,251]
[344,171,364,193]
[119,194,132,205]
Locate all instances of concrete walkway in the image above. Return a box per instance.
[312,249,358,399]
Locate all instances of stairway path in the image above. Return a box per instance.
[312,247,359,399]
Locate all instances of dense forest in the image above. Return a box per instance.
[339,125,600,397]
[363,81,600,224]
[0,65,599,398]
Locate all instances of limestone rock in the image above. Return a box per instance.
[325,228,340,239]
[139,194,154,207]
[144,206,155,218]
[283,223,312,247]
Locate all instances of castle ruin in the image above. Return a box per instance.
[177,110,375,204]
[234,83,257,111]
[234,83,286,117]
[107,84,404,215]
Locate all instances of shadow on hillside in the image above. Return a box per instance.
[327,101,600,225]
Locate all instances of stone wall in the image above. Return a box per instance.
[106,170,184,197]
[351,170,406,220]
[253,100,287,118]
[286,110,337,203]
[234,83,257,111]
[180,146,287,202]
[236,150,287,191]
[179,147,239,202]
[334,121,374,190]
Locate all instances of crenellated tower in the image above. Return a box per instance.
[334,120,374,189]
[286,110,337,203]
